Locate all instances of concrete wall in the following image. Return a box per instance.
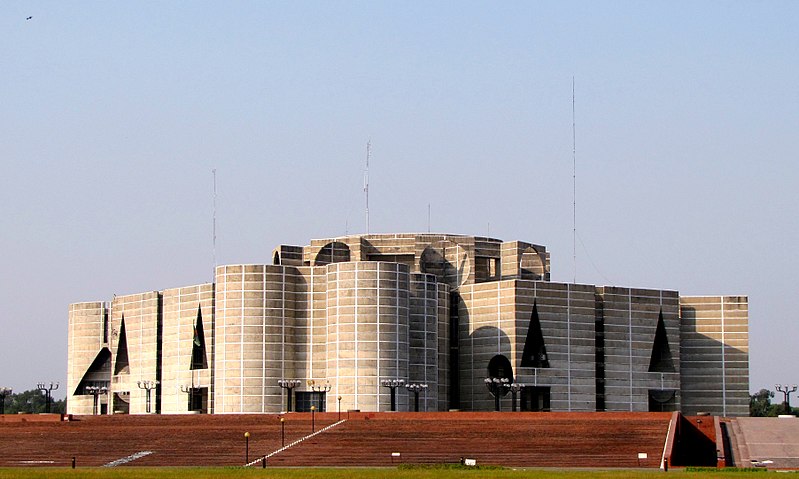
[67,302,108,415]
[325,261,410,412]
[160,283,214,414]
[110,291,160,414]
[213,265,296,413]
[680,296,749,416]
[408,273,440,411]
[598,287,681,412]
[292,266,328,390]
[515,281,596,412]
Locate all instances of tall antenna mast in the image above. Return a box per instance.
[212,168,217,277]
[365,140,371,234]
[572,77,577,283]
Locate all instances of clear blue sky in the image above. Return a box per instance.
[1,1,796,398]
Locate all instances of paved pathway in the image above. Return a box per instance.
[733,417,799,468]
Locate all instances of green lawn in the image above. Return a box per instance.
[0,468,790,479]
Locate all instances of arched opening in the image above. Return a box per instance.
[648,389,677,412]
[314,242,351,266]
[420,240,470,288]
[487,354,513,382]
[486,354,514,411]
[520,247,545,280]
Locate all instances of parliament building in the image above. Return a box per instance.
[67,233,749,416]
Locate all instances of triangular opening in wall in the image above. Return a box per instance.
[113,316,130,375]
[648,309,675,373]
[521,301,550,368]
[73,347,112,395]
[190,306,208,370]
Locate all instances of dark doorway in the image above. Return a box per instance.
[648,389,677,412]
[112,393,130,414]
[521,387,551,412]
[188,387,208,413]
[487,354,513,381]
[295,392,326,412]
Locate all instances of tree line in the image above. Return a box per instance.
[1,389,66,414]
[750,388,798,417]
[1,387,792,417]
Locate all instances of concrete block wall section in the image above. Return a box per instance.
[110,291,160,415]
[67,302,108,415]
[213,265,297,414]
[598,287,681,412]
[514,281,596,412]
[680,296,749,416]
[325,261,411,412]
[159,283,214,414]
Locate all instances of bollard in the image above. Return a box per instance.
[261,456,266,468]
[71,457,76,469]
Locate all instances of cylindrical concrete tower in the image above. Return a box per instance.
[213,264,295,413]
[408,273,440,412]
[326,261,410,412]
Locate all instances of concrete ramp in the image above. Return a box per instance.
[730,417,799,469]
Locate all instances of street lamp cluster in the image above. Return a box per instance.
[37,382,59,413]
[405,383,428,412]
[484,377,527,412]
[309,380,332,393]
[277,379,301,412]
[775,384,798,415]
[136,380,159,413]
[85,386,108,415]
[380,379,405,412]
[379,379,430,412]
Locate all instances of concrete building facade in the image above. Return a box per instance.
[67,233,749,416]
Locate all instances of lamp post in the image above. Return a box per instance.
[244,432,250,463]
[0,387,12,415]
[775,384,798,414]
[310,405,316,433]
[85,386,108,415]
[337,396,342,421]
[310,380,331,412]
[136,380,159,413]
[280,417,285,447]
[277,379,301,412]
[380,379,405,412]
[37,382,59,413]
[508,383,526,412]
[405,383,428,412]
[484,377,510,412]
[180,384,193,411]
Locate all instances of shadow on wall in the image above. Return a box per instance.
[464,324,513,410]
[679,305,748,416]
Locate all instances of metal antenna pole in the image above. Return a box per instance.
[365,141,370,234]
[428,204,431,233]
[572,76,577,284]
[212,169,217,277]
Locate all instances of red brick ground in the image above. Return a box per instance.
[0,411,671,468]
